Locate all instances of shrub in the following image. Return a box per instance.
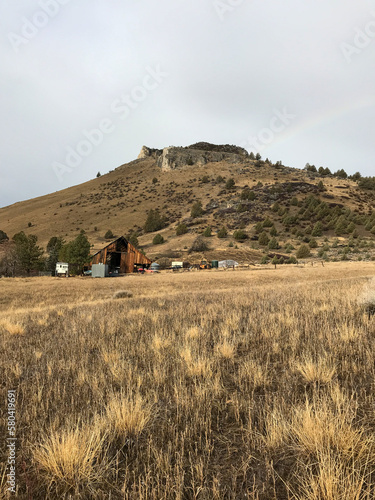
[189,236,209,253]
[152,177,158,184]
[258,232,270,246]
[270,226,278,237]
[104,230,114,240]
[290,197,298,206]
[225,178,235,190]
[296,244,311,259]
[176,223,188,236]
[233,229,248,241]
[201,176,209,183]
[287,256,297,264]
[309,238,318,249]
[153,234,165,245]
[241,188,256,201]
[0,230,9,243]
[203,227,212,237]
[217,227,228,238]
[216,175,224,183]
[191,201,203,218]
[311,221,323,237]
[254,221,264,234]
[113,290,133,299]
[144,210,165,233]
[268,237,280,250]
[263,217,273,228]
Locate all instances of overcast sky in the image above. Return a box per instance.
[1,0,374,208]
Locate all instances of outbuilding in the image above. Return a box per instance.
[90,236,152,274]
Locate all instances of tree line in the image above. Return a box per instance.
[0,230,91,277]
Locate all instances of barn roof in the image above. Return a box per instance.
[91,236,128,257]
[91,236,152,264]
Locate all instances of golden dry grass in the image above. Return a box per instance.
[0,262,375,498]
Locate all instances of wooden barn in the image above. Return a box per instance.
[90,236,152,274]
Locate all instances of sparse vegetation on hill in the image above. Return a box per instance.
[0,143,374,266]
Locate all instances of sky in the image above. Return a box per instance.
[1,0,374,208]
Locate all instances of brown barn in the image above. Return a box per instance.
[90,236,152,274]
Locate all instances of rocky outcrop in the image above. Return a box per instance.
[138,143,249,171]
[137,146,162,160]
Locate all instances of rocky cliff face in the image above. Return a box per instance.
[138,143,249,171]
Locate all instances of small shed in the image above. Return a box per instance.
[90,236,152,274]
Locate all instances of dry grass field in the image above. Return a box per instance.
[1,263,375,499]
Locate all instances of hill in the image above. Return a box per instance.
[0,143,375,265]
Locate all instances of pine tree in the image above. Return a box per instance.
[13,232,43,275]
[191,201,203,218]
[46,236,64,273]
[258,232,270,246]
[144,210,165,232]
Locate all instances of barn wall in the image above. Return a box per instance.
[91,238,152,273]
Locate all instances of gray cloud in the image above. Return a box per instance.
[1,0,374,207]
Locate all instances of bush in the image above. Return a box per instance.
[144,210,165,233]
[0,230,9,243]
[104,230,114,240]
[311,221,323,237]
[191,201,203,218]
[176,223,188,236]
[290,197,298,206]
[296,244,311,259]
[113,290,133,299]
[263,217,273,228]
[309,238,318,249]
[268,237,280,250]
[216,175,224,183]
[225,178,235,190]
[217,227,228,238]
[233,230,248,241]
[152,234,165,245]
[258,232,270,246]
[241,188,256,201]
[203,227,212,237]
[189,236,209,253]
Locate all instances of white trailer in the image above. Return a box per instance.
[55,262,69,277]
[171,261,183,269]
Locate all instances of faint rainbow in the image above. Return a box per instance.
[268,95,375,148]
